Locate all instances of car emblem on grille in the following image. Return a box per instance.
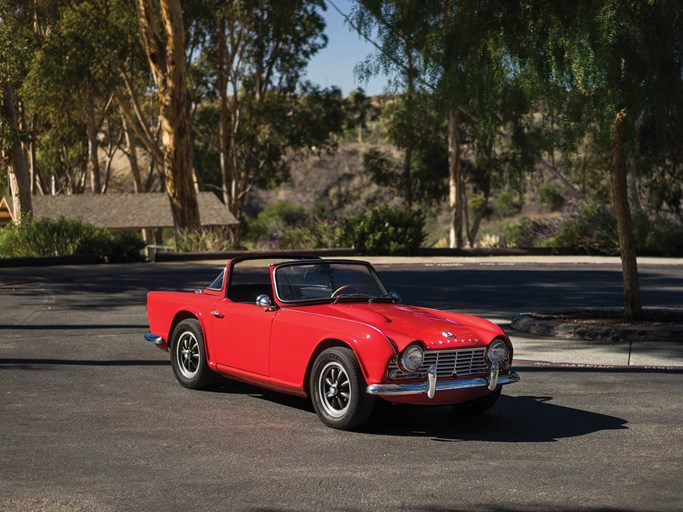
[442,331,455,338]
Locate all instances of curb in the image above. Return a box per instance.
[514,360,683,372]
[511,312,683,342]
[0,254,99,267]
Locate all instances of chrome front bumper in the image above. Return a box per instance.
[366,370,520,397]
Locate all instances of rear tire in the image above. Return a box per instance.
[170,319,214,390]
[310,347,375,430]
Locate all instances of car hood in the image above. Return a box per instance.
[296,302,489,352]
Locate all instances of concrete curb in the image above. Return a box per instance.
[511,311,683,342]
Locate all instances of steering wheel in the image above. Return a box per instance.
[331,285,365,298]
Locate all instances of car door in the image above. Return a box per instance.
[211,298,275,376]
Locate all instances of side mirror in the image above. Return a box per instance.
[256,294,273,308]
[388,291,402,303]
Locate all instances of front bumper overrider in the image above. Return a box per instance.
[366,367,520,398]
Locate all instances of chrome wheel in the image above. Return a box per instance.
[310,347,374,429]
[318,361,351,418]
[176,330,200,379]
[170,318,213,389]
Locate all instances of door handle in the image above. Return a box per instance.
[210,311,224,318]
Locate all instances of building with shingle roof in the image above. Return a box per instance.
[0,192,238,230]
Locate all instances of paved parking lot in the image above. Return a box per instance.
[1,261,681,511]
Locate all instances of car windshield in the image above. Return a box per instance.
[274,262,388,303]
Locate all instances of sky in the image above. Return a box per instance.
[304,0,389,96]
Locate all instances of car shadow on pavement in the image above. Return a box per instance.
[206,377,316,412]
[203,377,627,441]
[360,395,627,442]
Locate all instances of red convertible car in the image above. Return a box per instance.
[145,255,520,429]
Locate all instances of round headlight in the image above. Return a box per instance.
[487,339,509,364]
[400,344,424,373]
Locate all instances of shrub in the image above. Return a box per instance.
[107,231,147,262]
[545,203,618,254]
[0,217,145,262]
[495,190,522,216]
[504,217,560,247]
[539,184,565,211]
[280,220,345,250]
[243,201,308,246]
[633,213,683,256]
[342,204,426,255]
[504,202,683,255]
[176,229,233,253]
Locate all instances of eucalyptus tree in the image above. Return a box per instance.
[362,92,448,208]
[190,0,338,244]
[345,88,377,144]
[351,0,531,248]
[0,1,38,221]
[136,0,201,232]
[514,0,683,319]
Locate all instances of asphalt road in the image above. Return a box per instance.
[1,261,682,511]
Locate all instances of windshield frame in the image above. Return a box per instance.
[272,260,389,305]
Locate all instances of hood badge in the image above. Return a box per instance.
[431,332,480,345]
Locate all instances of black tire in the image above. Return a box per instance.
[170,318,214,390]
[309,347,375,430]
[454,386,502,414]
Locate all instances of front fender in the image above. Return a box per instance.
[269,308,397,392]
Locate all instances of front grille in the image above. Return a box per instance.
[388,347,488,380]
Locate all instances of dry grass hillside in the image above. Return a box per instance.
[245,142,404,220]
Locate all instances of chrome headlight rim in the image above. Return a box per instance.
[487,338,509,365]
[398,343,425,373]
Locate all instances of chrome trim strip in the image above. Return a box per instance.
[144,332,165,345]
[366,371,520,396]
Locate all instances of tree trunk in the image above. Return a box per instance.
[448,109,463,248]
[611,108,641,320]
[120,105,143,192]
[403,146,413,207]
[135,0,200,233]
[217,17,230,208]
[2,82,32,222]
[85,86,102,193]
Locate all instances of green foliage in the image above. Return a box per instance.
[343,88,380,142]
[243,201,308,246]
[546,203,618,254]
[505,203,683,256]
[504,218,549,248]
[342,204,425,255]
[362,93,448,206]
[539,184,565,211]
[175,229,233,253]
[633,214,683,257]
[280,221,345,250]
[107,231,147,263]
[495,190,523,217]
[0,217,145,262]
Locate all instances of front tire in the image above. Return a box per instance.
[310,347,375,430]
[170,318,214,389]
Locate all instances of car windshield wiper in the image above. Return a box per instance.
[331,293,372,304]
[369,294,397,303]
